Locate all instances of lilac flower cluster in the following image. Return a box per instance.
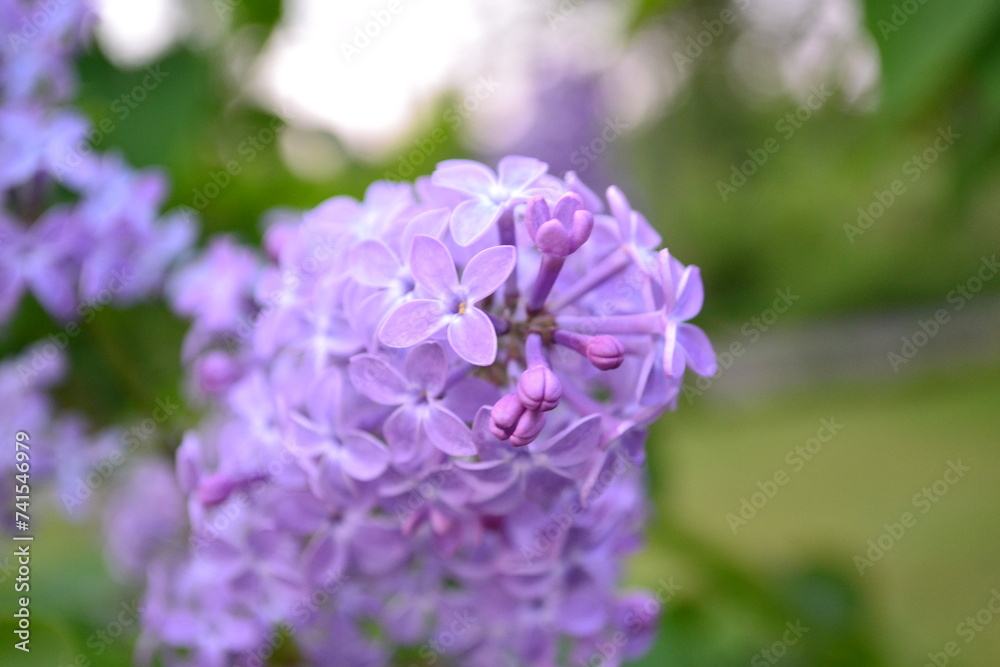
[0,344,120,528]
[0,0,194,325]
[0,0,194,550]
[142,156,716,665]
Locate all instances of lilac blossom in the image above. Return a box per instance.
[431,155,554,245]
[378,235,516,366]
[349,342,476,460]
[0,344,119,529]
[2,5,717,660]
[0,1,196,326]
[0,0,197,600]
[131,155,716,666]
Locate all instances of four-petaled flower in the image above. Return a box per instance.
[432,156,550,246]
[349,342,476,459]
[379,235,516,366]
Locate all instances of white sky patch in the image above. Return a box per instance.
[253,0,484,158]
[93,0,189,67]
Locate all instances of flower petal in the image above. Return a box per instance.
[661,320,679,377]
[606,185,632,240]
[384,407,422,463]
[349,239,400,287]
[432,159,496,196]
[524,196,550,240]
[498,155,548,192]
[403,341,447,395]
[450,198,499,247]
[551,192,583,223]
[348,353,409,405]
[379,299,450,348]
[447,308,497,366]
[656,249,675,313]
[534,415,600,467]
[401,207,449,257]
[677,323,717,376]
[461,244,517,303]
[408,234,458,299]
[340,430,390,481]
[672,265,704,322]
[302,531,347,584]
[424,405,476,456]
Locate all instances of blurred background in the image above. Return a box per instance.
[2,0,999,664]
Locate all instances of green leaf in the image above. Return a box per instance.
[862,0,1000,119]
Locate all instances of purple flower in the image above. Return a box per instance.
[169,237,260,332]
[657,249,717,377]
[432,156,550,245]
[379,235,516,366]
[0,2,196,328]
[290,370,391,489]
[124,158,715,666]
[349,342,475,459]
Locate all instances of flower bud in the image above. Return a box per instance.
[586,335,625,370]
[197,474,235,506]
[517,366,562,412]
[489,393,526,440]
[510,410,547,447]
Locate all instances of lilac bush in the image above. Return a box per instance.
[0,0,193,534]
[0,0,194,325]
[139,157,717,666]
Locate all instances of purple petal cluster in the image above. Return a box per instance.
[139,157,715,666]
[0,344,124,528]
[0,0,195,325]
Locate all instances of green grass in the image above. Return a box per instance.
[631,358,1000,666]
